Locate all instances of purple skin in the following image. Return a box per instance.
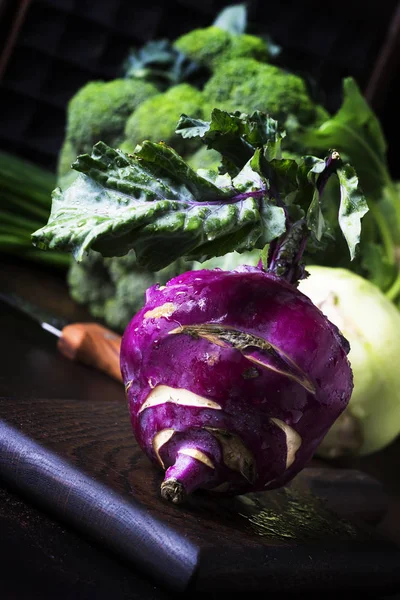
[120,266,353,504]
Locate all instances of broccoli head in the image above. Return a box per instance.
[124,83,207,155]
[62,78,159,171]
[67,251,115,320]
[173,26,269,70]
[203,58,320,129]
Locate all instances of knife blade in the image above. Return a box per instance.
[0,292,67,335]
[0,292,123,382]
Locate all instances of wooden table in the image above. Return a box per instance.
[1,256,400,599]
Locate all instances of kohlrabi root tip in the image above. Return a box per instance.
[161,478,187,504]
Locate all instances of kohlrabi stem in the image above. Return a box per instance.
[334,125,400,257]
[332,120,394,198]
[266,151,341,285]
[160,450,215,504]
[267,220,309,284]
[316,150,341,197]
[262,174,292,274]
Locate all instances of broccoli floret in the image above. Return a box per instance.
[204,58,319,128]
[67,251,115,319]
[63,79,158,166]
[103,271,156,331]
[173,26,269,70]
[124,83,206,154]
[107,251,138,283]
[229,34,269,64]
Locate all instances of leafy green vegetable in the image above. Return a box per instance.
[302,78,388,201]
[33,141,270,270]
[32,110,367,273]
[177,108,284,176]
[213,3,247,34]
[337,165,369,260]
[51,3,398,312]
[56,4,323,194]
[305,158,329,242]
[302,77,400,300]
[122,39,202,90]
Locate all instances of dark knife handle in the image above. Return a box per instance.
[57,323,122,382]
[0,420,197,592]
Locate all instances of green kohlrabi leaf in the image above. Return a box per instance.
[304,157,327,242]
[258,202,287,245]
[178,109,283,150]
[246,149,286,244]
[177,109,284,177]
[175,116,210,139]
[32,111,368,278]
[213,4,247,34]
[302,77,389,201]
[264,158,299,206]
[177,110,252,176]
[337,164,369,260]
[32,141,284,270]
[134,140,227,201]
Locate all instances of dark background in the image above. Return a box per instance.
[0,0,399,176]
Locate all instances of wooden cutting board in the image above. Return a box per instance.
[1,395,399,596]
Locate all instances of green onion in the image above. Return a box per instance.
[0,150,70,269]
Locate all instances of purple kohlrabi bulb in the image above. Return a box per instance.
[120,267,353,503]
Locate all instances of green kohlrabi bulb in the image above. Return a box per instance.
[299,266,400,457]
